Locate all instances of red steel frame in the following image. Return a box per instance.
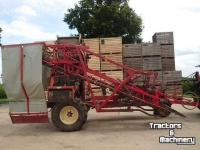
[42,44,160,109]
[3,42,200,123]
[42,43,200,115]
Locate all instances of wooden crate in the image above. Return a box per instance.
[123,43,142,48]
[165,85,183,96]
[92,88,104,96]
[88,70,123,96]
[152,32,174,44]
[57,36,79,45]
[163,71,182,82]
[123,57,143,70]
[101,70,123,81]
[101,53,122,71]
[86,70,123,89]
[173,71,182,80]
[155,85,183,96]
[88,55,100,71]
[100,37,122,53]
[163,71,173,81]
[142,43,161,56]
[83,38,99,53]
[123,70,153,85]
[100,37,122,44]
[128,71,163,85]
[161,45,174,57]
[122,44,142,57]
[162,58,175,71]
[86,72,101,89]
[143,57,162,70]
[149,71,163,85]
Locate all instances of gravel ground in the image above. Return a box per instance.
[0,103,200,150]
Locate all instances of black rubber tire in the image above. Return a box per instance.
[74,98,88,124]
[153,101,171,118]
[51,99,87,132]
[86,105,90,112]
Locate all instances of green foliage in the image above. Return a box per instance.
[64,0,143,44]
[182,81,193,93]
[0,84,7,99]
[182,78,200,96]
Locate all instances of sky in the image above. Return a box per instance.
[0,0,200,77]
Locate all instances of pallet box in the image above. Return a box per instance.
[123,57,143,70]
[100,37,122,54]
[152,32,174,44]
[143,57,162,71]
[123,44,142,57]
[142,43,161,56]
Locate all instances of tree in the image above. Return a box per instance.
[64,0,143,44]
[0,27,2,46]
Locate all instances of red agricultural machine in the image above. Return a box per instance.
[1,43,200,131]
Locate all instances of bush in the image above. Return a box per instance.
[182,81,193,93]
[182,78,200,96]
[0,84,7,99]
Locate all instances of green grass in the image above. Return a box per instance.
[0,99,8,103]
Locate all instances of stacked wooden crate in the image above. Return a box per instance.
[122,44,143,70]
[161,44,175,71]
[149,71,163,85]
[152,32,174,44]
[161,45,174,57]
[122,43,142,84]
[100,37,123,71]
[123,44,142,57]
[83,37,123,96]
[163,71,182,95]
[83,38,100,71]
[152,32,175,71]
[162,58,175,71]
[152,32,180,94]
[99,37,123,95]
[163,71,182,82]
[142,43,162,71]
[82,38,100,91]
[142,43,161,56]
[122,43,162,85]
[142,43,162,85]
[165,85,183,96]
[123,57,143,70]
[57,36,79,45]
[143,57,162,71]
[122,32,182,95]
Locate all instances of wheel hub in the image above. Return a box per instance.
[60,106,79,125]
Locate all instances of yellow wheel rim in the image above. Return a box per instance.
[60,106,79,125]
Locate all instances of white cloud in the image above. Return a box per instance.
[176,54,200,77]
[0,9,9,16]
[1,0,200,77]
[130,0,200,76]
[15,5,37,16]
[1,20,57,43]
